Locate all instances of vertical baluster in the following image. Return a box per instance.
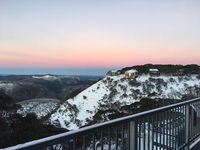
[172,108,175,149]
[180,106,183,147]
[122,124,124,150]
[166,110,169,149]
[179,107,181,149]
[169,109,172,149]
[164,110,167,148]
[184,105,186,148]
[130,121,137,150]
[128,123,130,150]
[101,129,103,150]
[173,108,177,149]
[162,111,165,149]
[177,107,179,149]
[82,135,86,150]
[181,106,183,146]
[175,107,177,149]
[156,113,158,150]
[93,132,95,150]
[178,106,181,148]
[170,108,173,149]
[159,113,162,150]
[152,115,154,150]
[128,122,131,150]
[148,116,150,150]
[143,118,146,150]
[116,125,118,150]
[185,104,190,150]
[198,101,200,134]
[126,123,128,150]
[181,106,184,147]
[164,111,166,149]
[108,127,111,150]
[173,108,175,149]
[177,107,179,148]
[138,120,141,150]
[73,137,76,150]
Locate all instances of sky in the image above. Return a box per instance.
[0,0,200,75]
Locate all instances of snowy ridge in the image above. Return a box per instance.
[50,79,110,129]
[32,75,58,80]
[50,74,200,130]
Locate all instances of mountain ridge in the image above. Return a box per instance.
[49,71,200,130]
[11,65,200,130]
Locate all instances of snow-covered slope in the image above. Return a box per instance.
[0,82,15,92]
[17,99,60,119]
[49,74,200,130]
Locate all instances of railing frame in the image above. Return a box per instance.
[4,97,200,150]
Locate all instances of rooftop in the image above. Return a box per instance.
[149,68,159,72]
[125,69,138,73]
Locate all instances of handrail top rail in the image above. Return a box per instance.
[5,97,200,150]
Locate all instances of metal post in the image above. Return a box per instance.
[130,121,137,150]
[185,105,190,150]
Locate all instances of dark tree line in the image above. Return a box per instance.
[0,91,67,148]
[120,64,200,75]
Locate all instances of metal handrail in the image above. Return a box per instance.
[5,97,200,150]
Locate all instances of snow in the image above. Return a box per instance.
[49,74,200,130]
[137,74,150,82]
[17,100,59,119]
[0,82,15,92]
[110,69,118,73]
[32,75,58,80]
[50,79,110,129]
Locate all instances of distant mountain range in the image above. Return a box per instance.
[0,75,101,102]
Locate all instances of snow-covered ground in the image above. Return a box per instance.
[17,99,60,119]
[0,82,15,92]
[49,74,200,130]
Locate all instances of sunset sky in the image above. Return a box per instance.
[0,0,200,75]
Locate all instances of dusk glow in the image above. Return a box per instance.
[0,0,200,70]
